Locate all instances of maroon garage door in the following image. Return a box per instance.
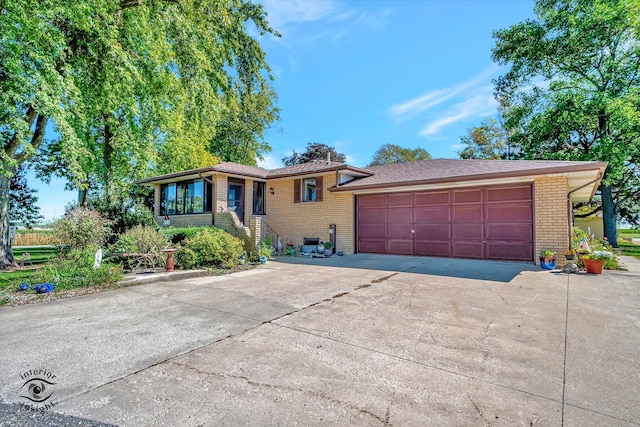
[357,185,533,261]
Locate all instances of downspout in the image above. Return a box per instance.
[199,173,215,226]
[566,172,603,250]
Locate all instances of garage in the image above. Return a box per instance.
[357,184,533,261]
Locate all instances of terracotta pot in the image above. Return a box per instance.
[583,259,605,274]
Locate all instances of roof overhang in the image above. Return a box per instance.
[328,162,607,200]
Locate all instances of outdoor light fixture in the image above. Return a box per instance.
[269,187,275,194]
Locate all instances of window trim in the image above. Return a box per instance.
[160,178,212,216]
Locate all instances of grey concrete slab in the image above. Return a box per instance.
[1,254,638,426]
[55,324,562,426]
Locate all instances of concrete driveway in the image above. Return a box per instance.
[1,254,638,426]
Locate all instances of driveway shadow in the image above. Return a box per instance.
[272,253,539,283]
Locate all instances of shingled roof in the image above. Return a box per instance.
[329,159,607,191]
[138,158,606,197]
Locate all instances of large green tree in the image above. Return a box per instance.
[0,0,278,268]
[368,144,431,166]
[493,0,640,246]
[282,143,346,166]
[458,117,519,160]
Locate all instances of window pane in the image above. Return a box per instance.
[303,178,316,202]
[253,181,265,215]
[176,183,185,214]
[161,183,177,215]
[186,179,204,213]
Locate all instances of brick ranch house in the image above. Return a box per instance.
[138,159,606,265]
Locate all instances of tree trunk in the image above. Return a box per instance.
[0,175,17,269]
[601,183,618,247]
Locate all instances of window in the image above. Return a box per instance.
[161,178,212,215]
[253,181,266,215]
[303,178,316,202]
[294,176,323,203]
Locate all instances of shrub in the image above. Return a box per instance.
[161,226,214,245]
[174,247,197,269]
[87,191,156,244]
[183,228,244,268]
[53,207,110,250]
[113,225,169,255]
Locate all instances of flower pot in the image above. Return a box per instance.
[324,249,333,257]
[564,255,574,261]
[583,259,604,274]
[540,257,557,270]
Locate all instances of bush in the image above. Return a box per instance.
[87,191,156,244]
[161,226,215,245]
[183,228,244,268]
[174,247,197,269]
[53,207,110,250]
[113,225,169,254]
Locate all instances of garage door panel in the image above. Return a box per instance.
[388,193,412,207]
[388,224,412,240]
[359,195,387,208]
[358,240,387,254]
[414,191,449,205]
[486,242,533,261]
[453,224,483,240]
[486,185,532,202]
[358,208,387,224]
[414,241,451,257]
[414,206,450,223]
[486,224,533,241]
[453,189,482,204]
[453,205,483,223]
[388,207,412,224]
[453,242,484,259]
[388,240,413,255]
[486,204,533,222]
[414,224,450,240]
[359,224,386,240]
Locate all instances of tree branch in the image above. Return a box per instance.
[15,114,48,165]
[4,106,37,156]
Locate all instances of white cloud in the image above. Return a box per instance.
[263,1,343,33]
[387,65,501,122]
[257,155,283,170]
[420,94,498,137]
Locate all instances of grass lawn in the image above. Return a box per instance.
[0,246,60,294]
[619,241,640,260]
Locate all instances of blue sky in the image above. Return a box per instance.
[29,0,536,221]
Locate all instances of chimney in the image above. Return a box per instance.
[327,152,331,165]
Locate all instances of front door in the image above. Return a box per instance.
[228,179,245,224]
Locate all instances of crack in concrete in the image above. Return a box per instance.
[471,399,493,426]
[168,361,391,425]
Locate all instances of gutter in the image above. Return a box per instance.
[566,172,603,250]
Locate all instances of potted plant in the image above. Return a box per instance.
[563,249,575,261]
[323,242,333,257]
[582,251,612,274]
[539,249,557,270]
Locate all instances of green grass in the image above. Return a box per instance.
[619,241,640,260]
[12,246,60,265]
[0,269,40,291]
